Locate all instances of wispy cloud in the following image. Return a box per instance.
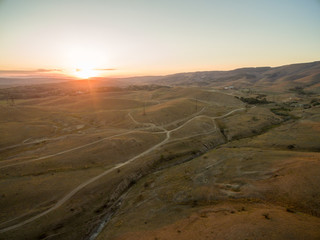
[0,69,65,79]
[36,69,62,72]
[0,69,62,74]
[0,68,117,78]
[94,68,117,71]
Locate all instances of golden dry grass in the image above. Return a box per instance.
[96,103,320,240]
[0,86,319,240]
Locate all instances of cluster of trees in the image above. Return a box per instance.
[289,86,315,96]
[236,96,271,104]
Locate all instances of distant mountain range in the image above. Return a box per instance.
[150,61,320,92]
[110,61,320,92]
[1,61,319,92]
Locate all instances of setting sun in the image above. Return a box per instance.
[74,68,97,79]
[63,44,108,79]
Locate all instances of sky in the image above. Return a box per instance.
[0,0,320,78]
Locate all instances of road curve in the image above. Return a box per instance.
[0,106,245,233]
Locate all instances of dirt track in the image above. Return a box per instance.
[0,105,245,233]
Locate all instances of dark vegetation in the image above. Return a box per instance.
[289,86,315,96]
[311,98,320,106]
[237,96,271,105]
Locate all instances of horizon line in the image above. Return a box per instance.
[0,60,319,79]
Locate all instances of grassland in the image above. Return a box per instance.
[96,93,320,240]
[0,81,319,240]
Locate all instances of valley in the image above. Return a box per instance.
[0,62,319,240]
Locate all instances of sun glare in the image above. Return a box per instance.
[74,68,97,79]
[64,44,109,79]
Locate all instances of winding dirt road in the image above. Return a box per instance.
[0,105,246,233]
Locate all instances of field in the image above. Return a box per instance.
[0,73,319,240]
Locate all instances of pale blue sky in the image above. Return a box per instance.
[0,0,319,77]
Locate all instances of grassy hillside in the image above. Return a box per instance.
[0,71,319,240]
[154,61,320,93]
[96,96,320,240]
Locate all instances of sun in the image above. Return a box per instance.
[64,44,108,79]
[74,68,96,79]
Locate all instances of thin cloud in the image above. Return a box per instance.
[94,68,117,71]
[0,69,62,74]
[37,69,62,72]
